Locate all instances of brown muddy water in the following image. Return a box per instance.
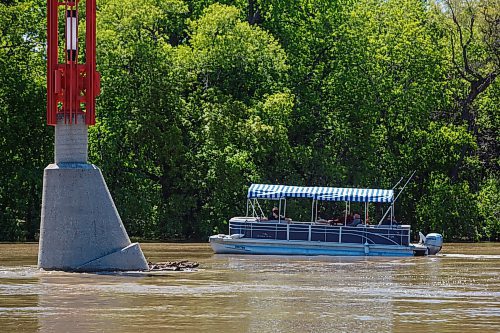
[0,243,499,332]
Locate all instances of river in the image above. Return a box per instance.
[0,243,499,332]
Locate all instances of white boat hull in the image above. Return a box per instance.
[209,235,427,257]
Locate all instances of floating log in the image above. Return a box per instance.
[148,260,199,271]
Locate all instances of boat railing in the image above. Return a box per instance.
[229,221,411,247]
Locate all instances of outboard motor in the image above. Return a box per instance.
[423,233,443,255]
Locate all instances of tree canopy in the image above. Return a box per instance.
[0,0,498,242]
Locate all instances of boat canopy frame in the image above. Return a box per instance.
[246,172,415,227]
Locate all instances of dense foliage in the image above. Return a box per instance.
[0,0,498,242]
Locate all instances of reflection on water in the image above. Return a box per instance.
[0,243,499,332]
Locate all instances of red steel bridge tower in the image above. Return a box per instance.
[46,0,100,126]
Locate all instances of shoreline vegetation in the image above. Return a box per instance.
[0,0,498,243]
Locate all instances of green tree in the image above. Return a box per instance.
[0,0,51,241]
[436,0,499,180]
[416,173,481,241]
[91,2,291,239]
[0,0,497,242]
[477,177,500,240]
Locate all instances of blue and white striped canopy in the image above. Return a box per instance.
[248,184,393,203]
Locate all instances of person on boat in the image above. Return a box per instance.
[329,216,342,226]
[268,207,290,222]
[345,213,353,225]
[348,213,363,227]
[379,216,400,226]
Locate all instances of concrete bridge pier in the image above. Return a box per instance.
[38,114,149,272]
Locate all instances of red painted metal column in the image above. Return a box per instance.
[46,0,58,125]
[46,0,100,126]
[85,0,98,125]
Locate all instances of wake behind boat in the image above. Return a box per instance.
[210,182,443,257]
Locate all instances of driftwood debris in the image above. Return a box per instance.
[148,260,199,271]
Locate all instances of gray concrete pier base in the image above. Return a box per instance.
[38,115,149,272]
